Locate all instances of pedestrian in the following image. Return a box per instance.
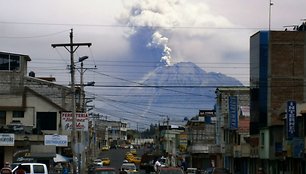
[0,162,12,174]
[154,158,162,173]
[62,163,69,174]
[54,163,63,174]
[119,168,127,174]
[15,165,26,174]
[257,167,265,174]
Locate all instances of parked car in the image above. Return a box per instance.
[94,167,116,174]
[159,167,184,174]
[204,167,230,174]
[12,163,48,174]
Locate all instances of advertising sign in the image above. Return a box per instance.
[45,134,68,147]
[0,133,14,146]
[61,112,88,131]
[287,101,296,139]
[229,96,238,130]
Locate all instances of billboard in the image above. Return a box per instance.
[45,134,68,147]
[0,133,14,146]
[61,112,88,131]
[287,101,296,139]
[229,96,238,130]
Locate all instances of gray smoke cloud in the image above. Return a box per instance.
[118,0,184,66]
[118,0,249,83]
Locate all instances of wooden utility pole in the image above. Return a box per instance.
[51,29,91,174]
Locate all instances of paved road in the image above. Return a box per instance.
[98,147,146,172]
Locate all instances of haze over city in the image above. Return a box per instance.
[0,0,305,129]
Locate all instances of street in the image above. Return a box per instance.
[97,147,145,173]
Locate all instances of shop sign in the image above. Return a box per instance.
[287,101,296,139]
[229,96,238,130]
[45,134,68,147]
[0,133,14,146]
[61,112,88,131]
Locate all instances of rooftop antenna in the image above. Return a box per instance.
[269,0,274,31]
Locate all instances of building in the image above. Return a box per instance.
[250,28,306,174]
[0,52,74,167]
[93,118,127,149]
[185,109,221,170]
[215,87,250,174]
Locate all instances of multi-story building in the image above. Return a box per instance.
[186,109,221,170]
[215,87,250,174]
[93,119,127,149]
[250,26,306,174]
[0,52,73,167]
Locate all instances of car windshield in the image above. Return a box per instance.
[122,164,136,170]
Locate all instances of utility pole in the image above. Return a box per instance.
[52,29,91,174]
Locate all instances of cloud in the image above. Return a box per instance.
[118,0,249,84]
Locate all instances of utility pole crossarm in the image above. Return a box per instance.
[51,43,92,53]
[51,43,92,47]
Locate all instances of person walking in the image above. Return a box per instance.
[61,163,69,174]
[0,162,12,174]
[15,165,26,174]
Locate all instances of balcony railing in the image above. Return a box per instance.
[189,144,222,153]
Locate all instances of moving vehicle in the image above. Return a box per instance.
[94,167,116,174]
[101,157,111,166]
[120,162,137,173]
[12,163,48,174]
[101,145,110,151]
[93,159,103,167]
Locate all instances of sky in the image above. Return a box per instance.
[1,0,306,129]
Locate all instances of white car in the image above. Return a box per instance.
[12,163,48,174]
[93,159,103,167]
[121,162,137,173]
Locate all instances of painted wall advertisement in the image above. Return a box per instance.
[45,134,68,147]
[229,96,238,130]
[61,112,88,131]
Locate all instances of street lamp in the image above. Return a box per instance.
[78,56,88,63]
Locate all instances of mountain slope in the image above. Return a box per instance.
[114,62,243,126]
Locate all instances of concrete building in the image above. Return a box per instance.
[215,87,250,174]
[185,109,221,170]
[92,119,127,150]
[0,52,73,167]
[250,28,306,173]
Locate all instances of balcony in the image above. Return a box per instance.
[233,144,250,157]
[189,144,222,154]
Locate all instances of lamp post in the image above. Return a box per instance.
[77,56,96,174]
[78,56,88,112]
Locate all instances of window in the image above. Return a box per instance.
[261,132,265,147]
[37,112,57,130]
[0,53,20,71]
[13,111,24,118]
[0,111,6,125]
[33,165,45,173]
